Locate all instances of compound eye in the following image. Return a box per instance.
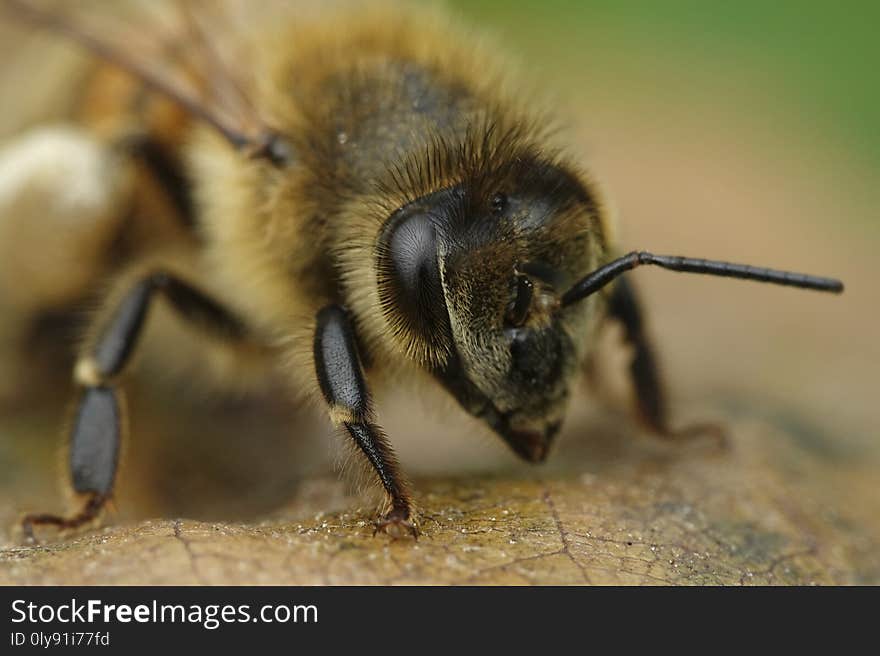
[505,274,534,327]
[377,207,449,349]
[387,211,437,306]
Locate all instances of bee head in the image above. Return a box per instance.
[376,156,604,462]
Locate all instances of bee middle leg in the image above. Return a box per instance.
[21,270,247,540]
[313,305,416,539]
[607,276,727,446]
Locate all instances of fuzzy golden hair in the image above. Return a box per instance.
[187,1,612,383]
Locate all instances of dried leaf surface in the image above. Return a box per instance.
[2,411,877,585]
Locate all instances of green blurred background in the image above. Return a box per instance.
[450,0,879,233]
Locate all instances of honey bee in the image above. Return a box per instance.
[1,0,842,539]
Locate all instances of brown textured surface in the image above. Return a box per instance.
[2,408,877,585]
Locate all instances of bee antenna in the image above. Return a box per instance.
[561,250,844,306]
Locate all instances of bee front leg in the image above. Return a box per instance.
[21,271,247,541]
[313,305,416,539]
[607,277,727,447]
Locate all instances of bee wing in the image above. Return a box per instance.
[1,0,287,163]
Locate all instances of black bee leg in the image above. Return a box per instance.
[607,277,727,447]
[21,271,246,540]
[22,490,109,541]
[313,305,416,539]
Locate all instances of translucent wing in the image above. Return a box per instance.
[1,0,290,164]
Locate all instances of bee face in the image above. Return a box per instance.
[377,155,602,462]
